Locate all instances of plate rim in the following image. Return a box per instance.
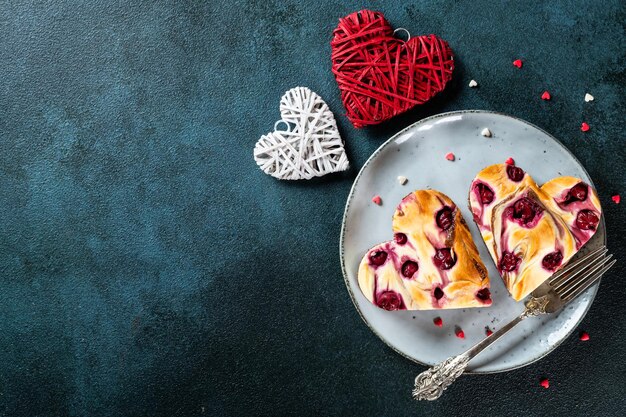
[339,109,606,374]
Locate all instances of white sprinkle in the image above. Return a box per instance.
[468,79,478,88]
[397,175,408,185]
[584,93,594,102]
[481,128,492,137]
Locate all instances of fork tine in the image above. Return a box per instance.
[561,258,616,302]
[552,251,609,292]
[550,246,607,286]
[557,254,613,298]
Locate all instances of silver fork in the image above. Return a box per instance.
[412,246,615,401]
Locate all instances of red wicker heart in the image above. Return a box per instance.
[331,10,454,128]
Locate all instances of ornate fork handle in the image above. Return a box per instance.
[412,295,550,401]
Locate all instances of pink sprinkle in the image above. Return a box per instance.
[541,91,551,100]
[581,122,590,132]
[513,59,523,68]
[611,195,620,204]
[505,157,515,165]
[485,327,493,336]
[433,317,443,327]
[579,331,590,341]
[455,327,465,339]
[372,195,382,205]
[540,378,550,389]
[445,152,455,161]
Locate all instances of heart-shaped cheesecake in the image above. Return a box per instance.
[469,163,602,301]
[358,190,491,311]
[254,87,349,180]
[331,10,454,128]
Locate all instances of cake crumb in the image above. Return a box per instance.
[397,175,408,185]
[481,128,492,137]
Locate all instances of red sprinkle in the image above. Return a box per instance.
[540,378,550,389]
[579,331,590,341]
[505,157,515,165]
[372,195,382,205]
[541,91,551,100]
[581,122,590,132]
[513,59,523,68]
[485,327,493,336]
[455,327,465,339]
[433,317,443,327]
[612,195,621,204]
[445,152,455,161]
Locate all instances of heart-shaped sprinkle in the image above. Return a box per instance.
[481,128,492,137]
[397,176,408,185]
[331,10,454,128]
[433,317,443,327]
[372,195,382,205]
[612,194,620,204]
[445,152,455,161]
[505,157,515,165]
[485,327,493,336]
[579,331,590,341]
[455,327,465,339]
[584,93,594,102]
[540,378,550,389]
[469,79,478,88]
[581,122,590,132]
[254,87,349,180]
[513,59,523,68]
[541,91,551,100]
[470,164,602,301]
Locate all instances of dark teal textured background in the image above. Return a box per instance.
[0,1,624,416]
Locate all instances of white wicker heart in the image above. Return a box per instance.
[254,87,349,180]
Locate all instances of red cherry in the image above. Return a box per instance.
[567,183,588,202]
[507,165,525,182]
[500,252,521,272]
[476,288,491,303]
[394,233,407,244]
[542,251,563,271]
[401,260,419,278]
[376,291,404,311]
[433,248,456,270]
[575,210,599,230]
[434,287,445,300]
[436,207,454,231]
[476,183,495,205]
[369,250,388,266]
[513,198,538,224]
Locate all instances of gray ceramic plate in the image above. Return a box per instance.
[340,110,605,373]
